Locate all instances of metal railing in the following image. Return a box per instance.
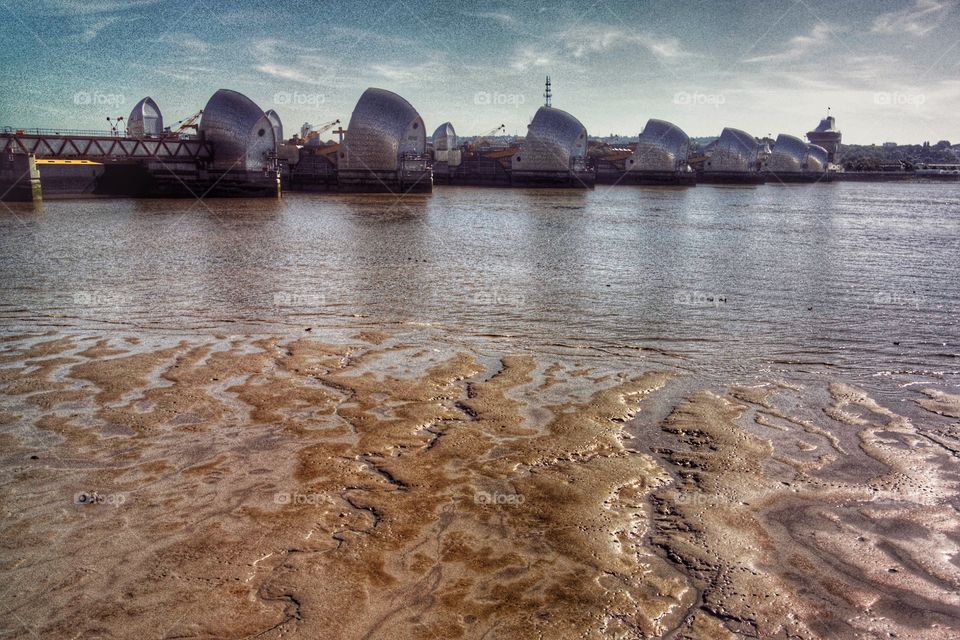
[2,126,197,141]
[3,126,123,137]
[2,131,213,161]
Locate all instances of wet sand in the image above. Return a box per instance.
[0,330,958,639]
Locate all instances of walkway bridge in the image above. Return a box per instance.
[1,128,212,162]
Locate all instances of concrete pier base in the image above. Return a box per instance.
[145,164,281,197]
[0,154,42,203]
[288,152,337,192]
[599,170,697,186]
[698,171,766,185]
[762,172,837,184]
[336,169,433,194]
[511,170,596,189]
[433,157,512,186]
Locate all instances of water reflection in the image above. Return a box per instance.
[334,194,436,322]
[0,183,957,380]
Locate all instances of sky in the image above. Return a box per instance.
[0,0,957,144]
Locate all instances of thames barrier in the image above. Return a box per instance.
[2,80,957,202]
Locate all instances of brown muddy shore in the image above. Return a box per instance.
[0,330,957,639]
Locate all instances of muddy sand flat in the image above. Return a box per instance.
[0,331,958,639]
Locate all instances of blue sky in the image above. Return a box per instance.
[0,0,958,143]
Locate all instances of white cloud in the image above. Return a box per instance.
[31,0,161,15]
[155,68,196,82]
[501,23,695,75]
[366,60,449,84]
[255,63,327,86]
[252,38,449,89]
[465,11,517,27]
[837,55,911,84]
[327,26,419,49]
[743,23,834,63]
[79,16,117,42]
[251,39,345,87]
[635,33,693,60]
[871,0,951,36]
[510,47,554,72]
[764,70,843,92]
[159,33,210,54]
[562,25,696,61]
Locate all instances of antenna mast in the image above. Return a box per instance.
[544,76,552,108]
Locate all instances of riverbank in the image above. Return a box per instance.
[1,329,957,638]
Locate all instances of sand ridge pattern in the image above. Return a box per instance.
[0,332,957,639]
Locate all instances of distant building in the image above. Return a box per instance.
[806,114,841,163]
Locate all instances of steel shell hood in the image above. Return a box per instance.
[806,144,829,172]
[766,134,808,173]
[265,109,283,143]
[127,97,163,137]
[705,127,760,173]
[341,88,426,172]
[512,106,587,172]
[432,122,457,152]
[199,89,277,172]
[628,119,689,172]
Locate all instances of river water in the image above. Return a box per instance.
[2,182,960,638]
[1,182,957,385]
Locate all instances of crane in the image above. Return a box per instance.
[464,124,507,155]
[165,110,203,137]
[479,123,506,138]
[303,119,340,146]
